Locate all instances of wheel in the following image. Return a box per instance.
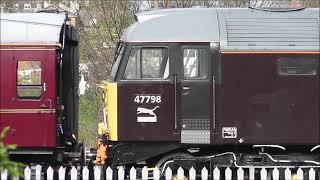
[156,153,193,179]
[80,142,87,165]
[73,141,86,165]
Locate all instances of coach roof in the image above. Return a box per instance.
[121,8,319,51]
[0,13,66,45]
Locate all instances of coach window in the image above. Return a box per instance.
[17,61,42,99]
[124,47,169,79]
[278,59,317,75]
[183,48,208,79]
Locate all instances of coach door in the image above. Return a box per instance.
[180,45,212,144]
[9,50,57,147]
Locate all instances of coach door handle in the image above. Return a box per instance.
[47,99,52,113]
[182,86,191,95]
[40,99,52,113]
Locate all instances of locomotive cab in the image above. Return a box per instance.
[98,8,319,174]
[106,41,215,143]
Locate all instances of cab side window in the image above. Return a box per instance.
[124,47,169,79]
[17,61,42,98]
[183,48,207,79]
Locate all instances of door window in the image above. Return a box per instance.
[17,61,42,98]
[183,48,208,79]
[124,47,169,79]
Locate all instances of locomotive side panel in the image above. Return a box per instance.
[214,53,319,145]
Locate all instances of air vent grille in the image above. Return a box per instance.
[226,18,319,47]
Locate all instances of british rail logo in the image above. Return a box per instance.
[137,106,159,123]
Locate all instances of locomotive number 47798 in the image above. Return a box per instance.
[133,95,162,104]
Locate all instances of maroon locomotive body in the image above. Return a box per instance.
[0,13,81,163]
[97,7,320,174]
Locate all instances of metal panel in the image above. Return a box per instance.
[227,34,318,38]
[226,18,318,23]
[181,119,210,144]
[228,33,319,38]
[228,42,319,46]
[227,21,318,26]
[121,8,319,50]
[225,17,319,47]
[121,8,219,42]
[181,119,210,130]
[218,8,320,50]
[227,26,317,31]
[228,38,318,42]
[227,29,319,34]
[181,130,210,144]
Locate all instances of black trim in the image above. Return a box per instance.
[108,142,181,165]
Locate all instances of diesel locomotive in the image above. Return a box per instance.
[97,7,320,174]
[0,12,82,163]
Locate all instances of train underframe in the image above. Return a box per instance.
[96,140,320,178]
[8,142,86,165]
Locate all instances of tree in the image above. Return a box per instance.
[74,0,142,146]
[0,127,24,177]
[0,0,17,7]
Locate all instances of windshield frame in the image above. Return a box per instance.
[109,41,125,80]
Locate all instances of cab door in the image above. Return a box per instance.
[179,45,212,144]
[117,45,178,141]
[1,49,57,147]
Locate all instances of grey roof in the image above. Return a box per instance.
[0,13,66,45]
[121,8,319,51]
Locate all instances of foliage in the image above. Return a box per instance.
[0,0,17,7]
[78,88,103,147]
[48,0,71,7]
[76,0,140,146]
[0,127,24,177]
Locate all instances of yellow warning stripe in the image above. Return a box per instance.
[107,83,118,141]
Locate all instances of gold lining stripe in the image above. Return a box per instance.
[0,49,57,51]
[0,109,56,113]
[221,51,320,54]
[0,43,61,47]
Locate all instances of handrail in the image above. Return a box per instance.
[248,6,306,12]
